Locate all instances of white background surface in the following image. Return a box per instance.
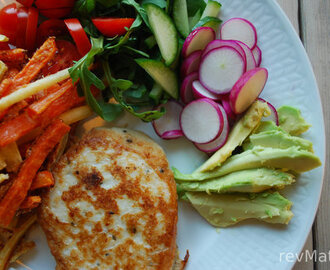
[11,0,325,269]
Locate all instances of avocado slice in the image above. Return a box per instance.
[254,120,283,133]
[176,168,295,193]
[185,191,293,227]
[243,130,314,152]
[173,146,321,181]
[195,101,271,173]
[278,105,311,136]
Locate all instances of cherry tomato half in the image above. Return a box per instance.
[64,18,91,56]
[35,0,75,9]
[16,7,29,48]
[37,19,68,46]
[39,7,72,19]
[92,18,135,37]
[0,3,18,42]
[25,7,39,50]
[42,40,80,76]
[17,0,35,7]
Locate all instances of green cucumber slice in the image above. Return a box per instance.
[201,0,221,18]
[145,4,179,66]
[172,0,190,37]
[136,59,179,99]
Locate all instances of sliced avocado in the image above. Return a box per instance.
[254,120,283,133]
[244,130,314,152]
[173,146,321,181]
[278,105,311,136]
[176,168,295,193]
[195,101,271,173]
[185,191,293,227]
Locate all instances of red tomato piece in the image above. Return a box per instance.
[37,19,68,46]
[41,40,80,76]
[35,0,75,9]
[16,7,29,48]
[64,18,91,56]
[25,7,39,51]
[92,18,135,37]
[17,0,34,7]
[0,4,17,42]
[39,7,72,19]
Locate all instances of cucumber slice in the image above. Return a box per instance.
[136,59,179,99]
[145,4,179,66]
[201,0,222,18]
[172,0,190,38]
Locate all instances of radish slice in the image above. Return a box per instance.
[258,98,279,125]
[152,100,183,139]
[221,96,237,120]
[252,45,262,67]
[199,46,245,94]
[236,41,256,71]
[220,18,257,49]
[180,50,202,78]
[180,72,198,104]
[192,80,222,100]
[180,98,224,144]
[182,27,215,58]
[230,67,268,114]
[194,105,229,153]
[202,39,247,71]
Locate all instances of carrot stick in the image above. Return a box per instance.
[0,119,70,226]
[27,79,73,117]
[30,171,54,190]
[19,196,41,210]
[0,49,27,65]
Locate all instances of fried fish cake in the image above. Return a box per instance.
[39,127,178,270]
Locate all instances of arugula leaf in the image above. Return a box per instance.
[122,0,150,29]
[102,60,164,122]
[186,0,206,16]
[69,37,123,121]
[193,16,222,30]
[188,8,203,29]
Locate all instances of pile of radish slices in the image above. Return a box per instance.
[153,17,279,153]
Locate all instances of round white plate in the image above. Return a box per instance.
[10,0,325,269]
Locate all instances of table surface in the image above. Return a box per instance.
[275,0,329,269]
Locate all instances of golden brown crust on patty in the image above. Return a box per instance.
[38,127,178,270]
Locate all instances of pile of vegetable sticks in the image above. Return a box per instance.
[0,36,95,267]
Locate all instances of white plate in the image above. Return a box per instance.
[11,0,325,269]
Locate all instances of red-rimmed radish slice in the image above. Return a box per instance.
[257,98,279,125]
[221,96,237,120]
[252,45,262,67]
[182,27,215,58]
[180,50,202,78]
[220,17,257,49]
[230,67,268,114]
[199,46,245,94]
[180,72,198,104]
[236,40,256,71]
[194,104,229,153]
[202,39,246,72]
[152,100,183,140]
[180,98,224,144]
[192,80,222,100]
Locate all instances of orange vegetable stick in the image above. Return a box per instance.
[27,79,73,117]
[0,49,27,65]
[30,171,54,191]
[0,119,70,226]
[19,196,41,210]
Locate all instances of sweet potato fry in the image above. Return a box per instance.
[19,196,41,210]
[0,142,22,172]
[0,214,36,270]
[0,119,70,226]
[0,68,19,97]
[27,79,73,117]
[30,171,54,191]
[0,49,27,65]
